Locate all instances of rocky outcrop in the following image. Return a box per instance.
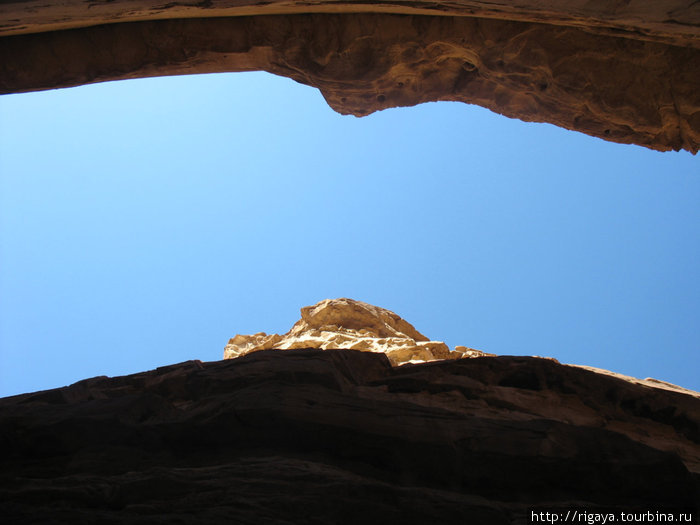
[1,4,698,152]
[224,298,491,365]
[1,349,698,523]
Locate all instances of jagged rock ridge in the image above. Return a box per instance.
[0,3,698,152]
[224,298,491,365]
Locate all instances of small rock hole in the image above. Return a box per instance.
[462,61,476,72]
[604,129,611,136]
[377,94,386,103]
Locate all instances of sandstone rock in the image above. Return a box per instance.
[1,349,698,523]
[224,298,492,365]
[2,0,698,45]
[0,5,698,152]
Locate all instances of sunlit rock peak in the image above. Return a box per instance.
[224,298,492,366]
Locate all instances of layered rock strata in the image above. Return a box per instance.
[1,4,699,152]
[1,349,698,524]
[2,0,698,45]
[224,298,491,365]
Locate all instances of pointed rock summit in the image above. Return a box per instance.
[224,298,491,365]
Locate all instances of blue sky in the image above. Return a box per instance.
[1,71,698,397]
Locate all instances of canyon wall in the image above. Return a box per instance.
[1,2,698,152]
[1,349,698,523]
[1,299,698,521]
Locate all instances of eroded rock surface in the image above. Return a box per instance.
[2,0,699,45]
[224,298,491,365]
[1,4,698,152]
[1,349,698,523]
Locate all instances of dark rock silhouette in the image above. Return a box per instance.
[1,349,698,523]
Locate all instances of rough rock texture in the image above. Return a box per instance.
[2,0,699,44]
[1,4,699,152]
[224,298,491,365]
[1,349,698,524]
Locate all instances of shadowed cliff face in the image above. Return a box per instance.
[2,0,699,44]
[1,350,698,523]
[1,3,699,152]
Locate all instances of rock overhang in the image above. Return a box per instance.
[2,347,698,523]
[0,1,698,152]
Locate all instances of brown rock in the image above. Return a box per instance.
[0,4,698,152]
[224,298,491,365]
[0,349,698,523]
[2,0,698,45]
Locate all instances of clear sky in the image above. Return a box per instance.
[1,71,698,397]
